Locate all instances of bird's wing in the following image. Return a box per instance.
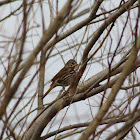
[51,67,69,82]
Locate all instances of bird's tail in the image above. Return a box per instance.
[42,83,55,98]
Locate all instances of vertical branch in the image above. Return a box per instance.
[48,0,54,23]
[37,0,46,113]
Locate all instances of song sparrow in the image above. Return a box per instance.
[42,59,78,98]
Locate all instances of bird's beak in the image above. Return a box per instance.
[75,63,79,70]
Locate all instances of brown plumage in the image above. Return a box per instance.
[43,59,78,98]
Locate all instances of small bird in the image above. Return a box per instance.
[42,59,78,98]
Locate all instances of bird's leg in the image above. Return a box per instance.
[56,87,65,99]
